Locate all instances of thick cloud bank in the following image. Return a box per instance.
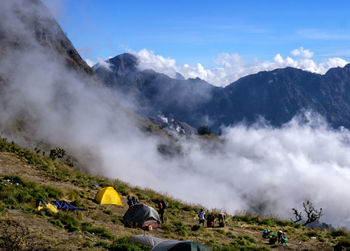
[2,0,350,230]
[99,114,350,228]
[131,48,348,87]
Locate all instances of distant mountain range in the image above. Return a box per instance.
[94,53,350,132]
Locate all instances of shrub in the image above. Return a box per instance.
[55,212,81,232]
[161,224,172,234]
[50,219,64,228]
[259,218,274,226]
[331,229,350,238]
[334,238,350,250]
[95,241,109,248]
[49,148,66,160]
[173,221,187,236]
[225,232,236,239]
[82,223,113,239]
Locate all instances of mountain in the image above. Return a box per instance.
[95,54,350,132]
[0,0,93,77]
[94,54,218,128]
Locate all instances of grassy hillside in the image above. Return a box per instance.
[0,138,349,250]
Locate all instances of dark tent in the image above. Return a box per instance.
[130,235,164,247]
[123,204,160,229]
[152,240,211,251]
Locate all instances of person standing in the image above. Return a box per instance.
[156,199,166,223]
[198,208,206,226]
[218,212,226,227]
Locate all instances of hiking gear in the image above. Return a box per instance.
[262,230,271,238]
[51,201,85,211]
[281,236,288,246]
[95,187,122,205]
[36,200,58,214]
[123,203,160,229]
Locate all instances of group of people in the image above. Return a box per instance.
[198,208,226,228]
[263,229,288,246]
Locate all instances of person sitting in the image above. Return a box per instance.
[269,233,278,244]
[198,208,205,226]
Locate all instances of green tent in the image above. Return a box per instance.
[152,240,211,251]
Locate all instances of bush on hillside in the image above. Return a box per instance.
[331,229,350,238]
[49,148,66,160]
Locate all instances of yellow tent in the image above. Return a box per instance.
[36,200,58,214]
[95,187,122,205]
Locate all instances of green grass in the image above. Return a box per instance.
[0,138,348,250]
[331,229,350,238]
[0,175,63,209]
[81,222,113,239]
[232,214,296,227]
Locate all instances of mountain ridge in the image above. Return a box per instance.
[94,53,350,132]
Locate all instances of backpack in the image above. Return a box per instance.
[160,200,167,209]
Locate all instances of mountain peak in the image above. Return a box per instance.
[108,53,138,71]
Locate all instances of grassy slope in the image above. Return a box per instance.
[0,138,349,250]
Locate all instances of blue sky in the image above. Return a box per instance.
[43,0,350,85]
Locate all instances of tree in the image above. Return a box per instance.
[49,147,66,160]
[291,200,323,226]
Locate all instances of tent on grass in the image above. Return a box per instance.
[152,240,211,251]
[123,204,160,229]
[130,235,164,247]
[95,187,122,205]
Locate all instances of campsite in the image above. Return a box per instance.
[1,0,350,250]
[0,139,349,250]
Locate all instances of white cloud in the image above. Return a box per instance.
[84,58,95,67]
[94,57,112,71]
[291,47,314,58]
[132,48,348,87]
